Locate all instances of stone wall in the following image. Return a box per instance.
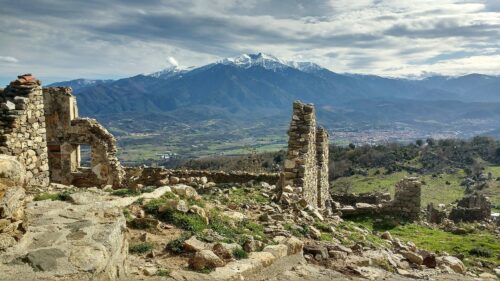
[332,192,391,206]
[125,167,279,186]
[279,101,331,209]
[384,177,421,220]
[43,87,124,188]
[0,74,49,187]
[449,193,491,223]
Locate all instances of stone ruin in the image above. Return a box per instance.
[448,193,491,223]
[278,101,331,209]
[334,178,422,221]
[0,74,124,189]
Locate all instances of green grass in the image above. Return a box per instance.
[332,169,466,206]
[111,188,141,197]
[391,224,499,267]
[129,242,154,254]
[166,232,192,254]
[33,191,73,202]
[346,216,499,267]
[156,269,171,277]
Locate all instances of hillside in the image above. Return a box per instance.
[49,53,500,163]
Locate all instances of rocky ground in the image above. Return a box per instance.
[0,175,498,280]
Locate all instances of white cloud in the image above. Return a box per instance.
[0,56,18,63]
[167,56,179,67]
[0,0,498,80]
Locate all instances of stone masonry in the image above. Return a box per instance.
[448,193,491,223]
[0,75,123,188]
[280,101,330,209]
[384,177,421,221]
[0,75,50,187]
[43,87,124,187]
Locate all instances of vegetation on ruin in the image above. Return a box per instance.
[33,191,73,202]
[129,242,154,254]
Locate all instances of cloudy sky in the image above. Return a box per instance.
[1,0,499,85]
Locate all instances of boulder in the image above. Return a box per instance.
[381,231,392,241]
[189,250,225,270]
[422,253,436,268]
[0,233,16,250]
[183,236,208,252]
[212,243,242,260]
[263,244,288,259]
[189,205,209,224]
[0,155,26,186]
[308,226,321,240]
[171,184,198,199]
[401,250,423,265]
[441,256,466,274]
[159,199,189,213]
[303,244,328,260]
[0,186,25,220]
[169,176,180,184]
[284,237,303,255]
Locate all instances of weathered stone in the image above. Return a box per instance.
[0,155,26,186]
[0,233,16,250]
[159,199,189,213]
[0,186,25,220]
[278,101,331,209]
[172,184,198,199]
[284,237,303,255]
[189,205,209,224]
[441,256,466,274]
[183,236,208,252]
[212,243,242,260]
[303,244,328,260]
[381,231,392,241]
[401,250,423,265]
[263,244,288,259]
[308,226,321,240]
[189,249,225,270]
[422,253,437,268]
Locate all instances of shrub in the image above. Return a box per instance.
[111,188,140,197]
[232,248,248,260]
[129,242,154,254]
[469,247,492,257]
[34,191,72,201]
[156,269,171,276]
[167,232,192,254]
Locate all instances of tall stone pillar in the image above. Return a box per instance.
[280,100,334,209]
[0,74,49,186]
[316,127,330,208]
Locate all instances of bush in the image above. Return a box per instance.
[129,242,154,254]
[469,247,492,257]
[34,191,72,201]
[111,188,140,197]
[156,269,171,276]
[232,248,248,260]
[167,232,191,254]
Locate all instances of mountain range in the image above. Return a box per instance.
[48,53,500,161]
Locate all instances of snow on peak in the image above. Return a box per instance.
[218,53,324,73]
[147,65,187,79]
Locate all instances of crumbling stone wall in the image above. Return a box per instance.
[316,127,330,208]
[0,75,49,186]
[43,87,124,187]
[384,177,421,220]
[332,192,391,206]
[280,101,330,209]
[449,193,490,222]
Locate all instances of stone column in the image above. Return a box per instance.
[0,74,49,186]
[316,127,330,208]
[281,101,318,207]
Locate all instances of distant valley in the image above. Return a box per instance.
[49,53,500,164]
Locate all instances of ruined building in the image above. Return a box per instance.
[449,193,491,223]
[0,74,123,188]
[279,101,331,209]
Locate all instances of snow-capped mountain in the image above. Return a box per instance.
[147,66,191,80]
[217,53,325,73]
